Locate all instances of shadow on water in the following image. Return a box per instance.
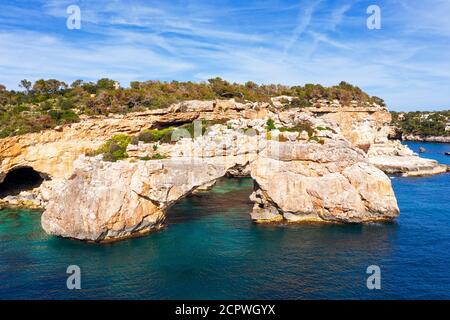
[166,177,254,225]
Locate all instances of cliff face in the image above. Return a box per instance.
[41,122,399,242]
[0,113,155,183]
[0,98,390,182]
[0,97,443,242]
[250,140,398,224]
[271,97,392,149]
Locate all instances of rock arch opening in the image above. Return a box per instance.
[166,177,255,225]
[0,167,47,198]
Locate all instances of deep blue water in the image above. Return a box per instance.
[0,142,449,300]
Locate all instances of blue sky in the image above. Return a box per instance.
[0,0,449,111]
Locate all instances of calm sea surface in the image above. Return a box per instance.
[0,142,449,299]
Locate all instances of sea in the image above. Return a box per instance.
[0,141,449,299]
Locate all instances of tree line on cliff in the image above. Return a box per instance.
[0,78,384,138]
[391,111,450,137]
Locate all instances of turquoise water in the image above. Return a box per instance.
[0,142,449,300]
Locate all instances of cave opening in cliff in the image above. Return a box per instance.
[0,167,46,198]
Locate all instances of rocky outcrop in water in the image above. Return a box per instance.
[367,140,448,176]
[250,140,399,223]
[0,98,390,182]
[41,122,399,242]
[0,97,445,242]
[402,134,450,143]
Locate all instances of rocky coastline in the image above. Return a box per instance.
[402,134,450,143]
[1,97,447,242]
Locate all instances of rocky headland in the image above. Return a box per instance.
[401,134,450,143]
[390,110,450,143]
[1,97,447,242]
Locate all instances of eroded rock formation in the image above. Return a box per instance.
[251,140,398,223]
[41,122,399,241]
[368,140,448,176]
[0,97,446,241]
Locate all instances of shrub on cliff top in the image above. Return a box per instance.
[88,134,131,162]
[279,121,315,137]
[139,153,167,161]
[286,98,312,109]
[266,118,276,131]
[0,78,386,139]
[309,136,325,144]
[138,127,174,144]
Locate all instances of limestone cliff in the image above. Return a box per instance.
[367,140,448,176]
[41,124,399,241]
[0,97,445,242]
[250,140,398,223]
[0,97,391,182]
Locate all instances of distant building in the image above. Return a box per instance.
[113,81,120,90]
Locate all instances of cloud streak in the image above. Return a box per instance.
[0,0,449,110]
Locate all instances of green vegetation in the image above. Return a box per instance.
[138,127,175,144]
[308,136,325,145]
[316,126,330,131]
[266,118,276,131]
[88,120,225,162]
[150,153,166,160]
[137,120,228,144]
[87,134,131,162]
[88,132,169,162]
[391,111,450,137]
[265,119,322,143]
[279,121,315,138]
[171,119,229,140]
[139,154,166,161]
[0,99,80,138]
[286,98,312,109]
[0,78,384,138]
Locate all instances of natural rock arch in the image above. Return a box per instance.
[41,137,400,243]
[0,166,48,198]
[166,176,255,225]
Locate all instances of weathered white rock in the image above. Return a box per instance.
[367,141,448,176]
[41,127,400,241]
[368,155,448,176]
[3,97,441,242]
[250,140,399,223]
[403,134,450,143]
[41,152,256,241]
[1,97,440,183]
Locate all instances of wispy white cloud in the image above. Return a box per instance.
[0,30,194,86]
[328,2,353,30]
[0,0,449,110]
[282,0,322,59]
